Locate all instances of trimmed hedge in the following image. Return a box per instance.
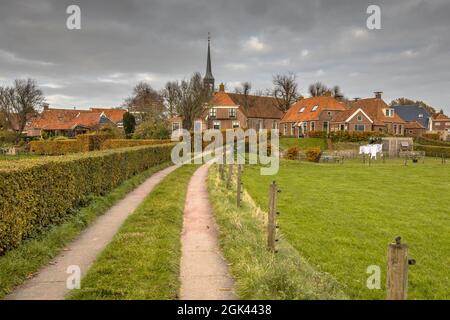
[415,137,450,147]
[330,131,386,142]
[30,140,83,155]
[100,139,172,150]
[0,144,173,254]
[414,144,450,157]
[76,134,112,151]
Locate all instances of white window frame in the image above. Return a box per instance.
[283,124,287,135]
[311,105,318,112]
[310,121,315,131]
[299,107,305,113]
[232,120,240,128]
[229,108,236,118]
[213,121,221,130]
[172,122,181,132]
[209,108,217,118]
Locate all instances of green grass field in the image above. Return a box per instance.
[280,137,326,151]
[242,158,450,299]
[68,164,198,300]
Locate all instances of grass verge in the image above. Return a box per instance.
[68,164,198,300]
[0,162,172,298]
[207,165,347,299]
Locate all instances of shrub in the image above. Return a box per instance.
[414,144,450,157]
[415,137,450,147]
[422,133,441,141]
[305,147,322,162]
[0,131,19,145]
[0,144,173,254]
[100,139,173,150]
[133,121,170,140]
[308,131,326,138]
[30,139,82,155]
[76,133,112,152]
[285,146,300,160]
[330,131,385,142]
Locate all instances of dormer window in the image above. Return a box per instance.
[229,108,236,118]
[299,107,305,113]
[385,109,394,117]
[209,108,217,118]
[311,105,318,112]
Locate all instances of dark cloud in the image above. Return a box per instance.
[0,0,449,111]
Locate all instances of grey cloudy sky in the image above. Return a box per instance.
[1,0,449,112]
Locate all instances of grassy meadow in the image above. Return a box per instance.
[242,158,450,299]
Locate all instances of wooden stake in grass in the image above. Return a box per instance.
[219,163,224,180]
[226,164,233,189]
[236,164,242,207]
[386,236,410,300]
[267,181,278,252]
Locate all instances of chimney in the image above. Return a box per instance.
[353,97,361,102]
[43,103,49,111]
[374,91,383,99]
[335,94,344,101]
[219,83,225,92]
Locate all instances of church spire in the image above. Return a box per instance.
[203,32,215,91]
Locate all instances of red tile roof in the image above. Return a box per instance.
[90,108,126,123]
[432,113,450,120]
[405,121,425,129]
[334,98,406,125]
[209,91,284,119]
[27,107,121,131]
[280,96,346,123]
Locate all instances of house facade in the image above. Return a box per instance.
[280,96,347,137]
[429,113,450,133]
[330,93,406,134]
[170,83,284,133]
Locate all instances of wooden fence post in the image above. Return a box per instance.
[236,164,242,207]
[226,164,233,189]
[267,181,278,252]
[386,236,409,300]
[219,164,224,180]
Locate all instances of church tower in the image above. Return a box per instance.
[203,33,215,91]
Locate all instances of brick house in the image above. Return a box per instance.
[169,83,284,132]
[330,92,406,134]
[429,113,450,133]
[280,96,347,137]
[25,106,127,137]
[403,121,426,136]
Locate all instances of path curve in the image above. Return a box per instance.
[5,165,178,300]
[179,164,236,300]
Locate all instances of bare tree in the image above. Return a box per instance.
[0,79,44,133]
[177,72,210,130]
[234,82,253,113]
[272,72,300,112]
[309,82,343,98]
[124,82,166,123]
[162,81,182,118]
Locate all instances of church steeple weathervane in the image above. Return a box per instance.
[203,32,215,91]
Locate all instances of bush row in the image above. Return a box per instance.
[30,139,83,155]
[414,144,450,157]
[329,131,386,142]
[0,144,173,254]
[415,137,450,147]
[100,139,172,150]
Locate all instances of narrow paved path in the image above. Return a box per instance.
[5,165,177,300]
[179,164,236,300]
